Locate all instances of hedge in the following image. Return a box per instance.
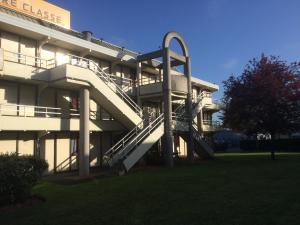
[240,139,300,152]
[0,153,48,206]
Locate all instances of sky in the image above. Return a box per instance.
[49,0,300,100]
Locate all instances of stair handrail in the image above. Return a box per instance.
[174,99,186,113]
[113,114,164,162]
[174,91,207,115]
[103,110,157,160]
[66,55,143,117]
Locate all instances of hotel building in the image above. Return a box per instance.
[0,0,220,175]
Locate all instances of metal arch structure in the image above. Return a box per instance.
[137,31,194,168]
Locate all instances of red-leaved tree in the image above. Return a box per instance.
[222,54,300,159]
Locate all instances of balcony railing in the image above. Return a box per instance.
[139,76,162,86]
[2,49,136,93]
[0,104,79,118]
[0,103,117,121]
[2,49,55,69]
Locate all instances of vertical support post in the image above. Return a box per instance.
[185,56,194,163]
[198,110,203,132]
[136,62,142,107]
[163,48,174,168]
[79,88,90,177]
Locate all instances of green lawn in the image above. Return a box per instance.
[1,153,300,225]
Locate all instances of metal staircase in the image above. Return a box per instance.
[68,55,142,115]
[103,96,214,172]
[53,55,143,128]
[59,55,214,171]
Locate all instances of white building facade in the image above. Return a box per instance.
[0,2,220,175]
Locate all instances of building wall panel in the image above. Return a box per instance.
[39,133,55,173]
[19,84,36,116]
[1,32,19,62]
[56,133,71,172]
[20,37,36,66]
[90,132,101,167]
[0,81,18,116]
[18,132,35,156]
[0,132,17,154]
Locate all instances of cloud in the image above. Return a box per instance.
[222,59,238,69]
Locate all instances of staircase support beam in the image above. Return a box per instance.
[186,56,194,163]
[163,48,174,168]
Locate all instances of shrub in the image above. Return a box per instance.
[0,153,48,206]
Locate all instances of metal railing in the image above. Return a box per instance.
[103,113,164,166]
[65,55,142,117]
[174,91,207,115]
[139,76,162,86]
[0,104,81,118]
[2,49,138,105]
[2,49,55,69]
[113,76,136,93]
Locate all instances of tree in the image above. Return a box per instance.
[222,54,300,159]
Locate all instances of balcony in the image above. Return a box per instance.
[0,49,136,94]
[138,75,188,97]
[0,49,55,81]
[0,104,124,132]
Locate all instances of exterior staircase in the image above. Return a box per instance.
[52,55,214,172]
[50,55,143,129]
[103,98,214,172]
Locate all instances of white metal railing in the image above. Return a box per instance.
[175,91,207,115]
[103,113,164,166]
[3,49,55,69]
[2,49,137,100]
[0,104,61,117]
[0,104,81,118]
[0,104,119,123]
[113,76,136,93]
[139,76,162,86]
[65,55,142,116]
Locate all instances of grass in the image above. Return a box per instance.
[1,152,300,225]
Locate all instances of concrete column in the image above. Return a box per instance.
[136,62,142,107]
[79,88,90,177]
[163,48,174,168]
[198,110,203,132]
[185,57,194,163]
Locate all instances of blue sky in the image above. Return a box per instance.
[50,0,300,100]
